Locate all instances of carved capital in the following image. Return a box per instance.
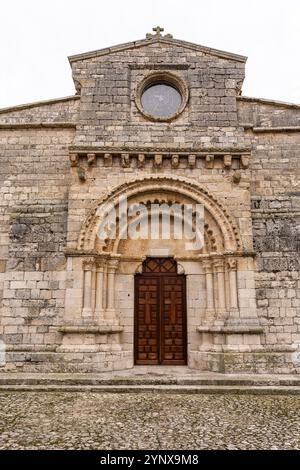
[83,257,95,270]
[213,258,225,272]
[96,256,108,270]
[227,258,237,270]
[202,259,213,274]
[107,258,120,272]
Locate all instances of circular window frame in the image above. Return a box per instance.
[135,72,189,122]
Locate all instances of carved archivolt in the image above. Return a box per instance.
[77,175,242,253]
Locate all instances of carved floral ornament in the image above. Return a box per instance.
[77,175,242,253]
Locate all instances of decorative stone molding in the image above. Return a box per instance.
[87,153,96,165]
[121,153,130,168]
[233,170,241,184]
[241,154,250,169]
[227,258,237,270]
[177,263,185,275]
[205,154,214,169]
[77,166,86,182]
[223,154,232,168]
[69,153,78,167]
[58,325,123,334]
[104,153,112,167]
[197,325,263,334]
[77,175,242,253]
[137,154,145,168]
[171,154,180,169]
[188,154,196,169]
[68,148,251,171]
[153,154,163,168]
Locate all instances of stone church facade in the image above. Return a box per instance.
[0,28,299,374]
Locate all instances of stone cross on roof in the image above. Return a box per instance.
[153,26,164,36]
[146,26,173,40]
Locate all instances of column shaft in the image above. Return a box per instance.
[83,269,92,310]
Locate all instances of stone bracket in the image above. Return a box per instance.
[69,149,251,172]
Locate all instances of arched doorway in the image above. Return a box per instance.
[134,257,187,365]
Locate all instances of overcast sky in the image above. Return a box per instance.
[0,0,299,108]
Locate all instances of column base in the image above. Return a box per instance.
[82,308,93,318]
[104,309,119,323]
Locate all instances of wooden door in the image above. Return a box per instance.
[134,258,187,365]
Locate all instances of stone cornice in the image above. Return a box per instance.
[69,148,251,172]
[237,95,300,110]
[0,122,77,129]
[197,325,263,334]
[68,37,247,64]
[0,95,80,115]
[252,126,300,133]
[58,325,124,334]
[69,145,252,155]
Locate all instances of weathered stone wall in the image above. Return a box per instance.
[0,36,299,373]
[0,96,79,124]
[237,99,300,362]
[0,98,78,369]
[70,41,248,148]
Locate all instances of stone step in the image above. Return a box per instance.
[0,384,300,394]
[0,372,300,388]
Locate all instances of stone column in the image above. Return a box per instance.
[82,258,94,318]
[102,264,108,310]
[203,260,215,313]
[105,258,120,322]
[94,258,106,320]
[227,258,238,310]
[214,259,226,312]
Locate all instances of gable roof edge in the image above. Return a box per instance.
[68,37,247,64]
[238,96,300,109]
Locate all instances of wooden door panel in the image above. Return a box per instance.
[134,259,187,366]
[161,276,187,365]
[135,276,159,364]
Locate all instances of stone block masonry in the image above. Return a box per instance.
[0,31,299,373]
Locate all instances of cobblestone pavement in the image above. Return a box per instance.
[0,392,299,450]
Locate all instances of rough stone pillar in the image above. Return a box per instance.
[82,258,94,317]
[214,259,226,312]
[203,260,215,312]
[227,258,238,310]
[105,258,120,322]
